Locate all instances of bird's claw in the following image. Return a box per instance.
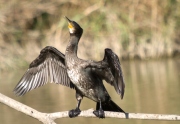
[93,109,105,118]
[69,108,81,118]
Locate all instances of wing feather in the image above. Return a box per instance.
[13,46,74,96]
[104,48,125,99]
[92,48,125,99]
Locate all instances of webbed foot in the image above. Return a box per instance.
[69,108,81,118]
[93,109,105,118]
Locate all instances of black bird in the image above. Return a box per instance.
[13,17,125,118]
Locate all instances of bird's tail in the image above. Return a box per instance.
[96,100,125,113]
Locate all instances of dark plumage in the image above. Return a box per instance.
[13,17,125,118]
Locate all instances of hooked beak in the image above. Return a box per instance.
[65,16,75,33]
[65,16,71,23]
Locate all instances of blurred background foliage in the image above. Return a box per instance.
[0,0,180,70]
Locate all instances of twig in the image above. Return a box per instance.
[0,93,180,124]
[0,93,54,124]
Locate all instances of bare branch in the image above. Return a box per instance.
[46,109,180,121]
[0,93,55,124]
[0,93,180,124]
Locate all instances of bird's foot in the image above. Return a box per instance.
[69,108,81,118]
[93,109,105,118]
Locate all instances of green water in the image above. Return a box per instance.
[0,59,180,124]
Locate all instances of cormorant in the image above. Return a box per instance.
[13,17,125,118]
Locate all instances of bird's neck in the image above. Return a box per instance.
[65,34,80,58]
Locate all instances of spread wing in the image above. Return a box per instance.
[13,46,74,96]
[93,48,125,99]
[104,49,125,99]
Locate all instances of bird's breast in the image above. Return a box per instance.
[67,68,94,92]
[67,69,81,85]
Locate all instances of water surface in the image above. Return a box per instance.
[0,59,180,124]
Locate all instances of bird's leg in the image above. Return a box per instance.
[69,100,81,118]
[93,101,105,118]
[69,91,82,118]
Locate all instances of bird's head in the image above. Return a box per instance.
[65,16,83,36]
